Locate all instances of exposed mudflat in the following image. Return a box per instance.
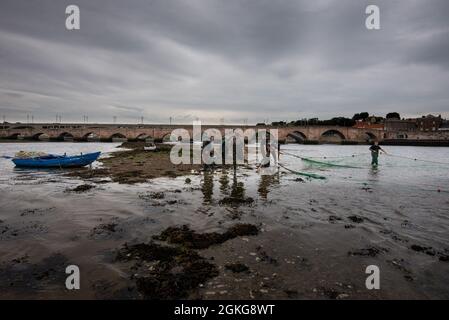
[67,142,201,184]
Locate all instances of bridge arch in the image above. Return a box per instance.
[161,132,172,142]
[109,133,128,142]
[364,131,377,142]
[320,129,346,142]
[286,131,307,143]
[83,132,100,142]
[8,133,23,140]
[136,133,153,141]
[58,132,75,141]
[32,132,50,141]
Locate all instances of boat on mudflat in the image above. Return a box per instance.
[144,143,157,151]
[12,151,101,168]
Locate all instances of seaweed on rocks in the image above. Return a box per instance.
[117,242,184,262]
[347,215,364,223]
[329,215,342,223]
[153,224,259,249]
[410,244,436,256]
[148,192,165,199]
[116,242,218,299]
[90,222,123,240]
[115,223,259,299]
[410,244,449,261]
[348,246,388,257]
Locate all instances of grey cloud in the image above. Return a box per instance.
[0,0,448,124]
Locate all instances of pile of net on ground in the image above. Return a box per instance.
[14,151,48,159]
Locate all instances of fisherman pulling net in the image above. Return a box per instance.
[369,141,387,167]
[281,141,388,169]
[196,131,448,181]
[280,141,449,174]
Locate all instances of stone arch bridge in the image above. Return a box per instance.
[0,123,385,143]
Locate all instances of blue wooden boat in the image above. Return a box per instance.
[12,151,101,168]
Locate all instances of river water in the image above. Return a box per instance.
[0,142,448,299]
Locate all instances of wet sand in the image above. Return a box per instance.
[1,142,448,299]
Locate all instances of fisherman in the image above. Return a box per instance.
[369,141,386,166]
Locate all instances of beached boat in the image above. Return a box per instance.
[12,151,101,168]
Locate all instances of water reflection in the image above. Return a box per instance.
[368,166,379,179]
[258,171,280,199]
[230,170,246,200]
[12,166,67,175]
[201,167,251,205]
[219,168,229,194]
[201,169,214,204]
[201,166,281,203]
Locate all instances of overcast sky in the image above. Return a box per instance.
[1,0,448,124]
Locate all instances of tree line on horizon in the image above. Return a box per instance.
[268,112,401,127]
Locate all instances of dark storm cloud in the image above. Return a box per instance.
[0,0,448,124]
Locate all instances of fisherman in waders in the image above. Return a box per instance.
[369,141,386,166]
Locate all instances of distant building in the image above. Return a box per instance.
[384,119,417,132]
[353,121,384,129]
[439,120,449,131]
[416,114,442,132]
[353,115,384,129]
